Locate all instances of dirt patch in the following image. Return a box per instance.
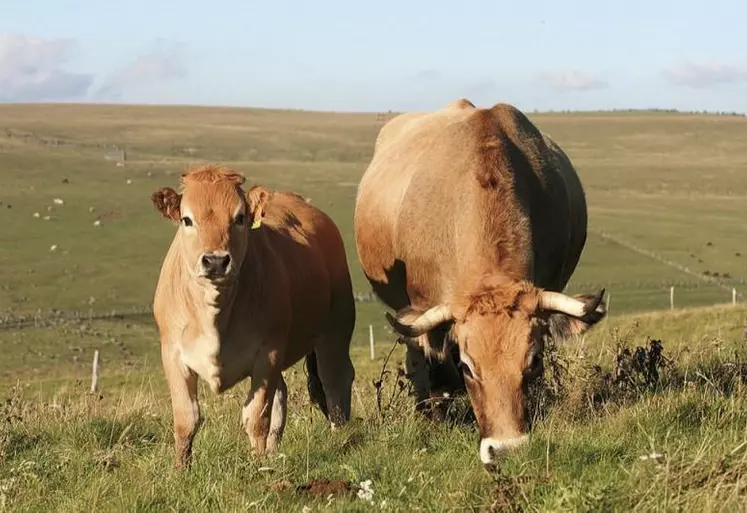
[295,478,360,499]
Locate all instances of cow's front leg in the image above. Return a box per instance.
[241,364,281,456]
[266,374,287,453]
[162,344,200,469]
[404,340,432,409]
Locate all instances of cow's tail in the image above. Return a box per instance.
[305,350,329,419]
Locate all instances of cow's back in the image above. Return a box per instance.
[484,103,588,291]
[354,99,588,312]
[355,101,481,309]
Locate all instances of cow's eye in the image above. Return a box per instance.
[459,360,474,380]
[234,213,245,226]
[525,351,543,378]
[181,216,193,227]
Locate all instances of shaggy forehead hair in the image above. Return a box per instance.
[396,276,540,361]
[452,275,539,321]
[178,165,249,218]
[180,164,247,190]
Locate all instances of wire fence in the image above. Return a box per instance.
[0,307,152,331]
[2,282,744,333]
[591,229,746,300]
[0,293,384,332]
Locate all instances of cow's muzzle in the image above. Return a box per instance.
[479,435,529,470]
[199,251,232,279]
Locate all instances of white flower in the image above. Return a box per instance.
[357,479,374,502]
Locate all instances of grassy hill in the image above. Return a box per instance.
[1,103,747,510]
[1,103,747,321]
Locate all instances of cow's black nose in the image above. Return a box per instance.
[201,253,231,275]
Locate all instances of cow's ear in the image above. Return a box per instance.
[246,185,272,229]
[544,293,607,342]
[152,187,181,221]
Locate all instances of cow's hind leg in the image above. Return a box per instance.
[310,341,355,427]
[307,303,355,427]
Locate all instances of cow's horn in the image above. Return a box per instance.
[385,304,454,338]
[538,289,605,318]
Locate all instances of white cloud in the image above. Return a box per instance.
[537,70,608,91]
[664,61,747,88]
[0,34,93,101]
[94,40,188,100]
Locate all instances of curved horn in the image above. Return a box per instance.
[539,288,605,318]
[385,304,454,338]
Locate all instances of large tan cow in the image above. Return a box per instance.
[151,165,356,468]
[354,99,606,467]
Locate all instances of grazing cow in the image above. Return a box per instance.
[151,165,356,468]
[354,99,606,467]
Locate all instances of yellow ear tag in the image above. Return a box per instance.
[251,216,262,230]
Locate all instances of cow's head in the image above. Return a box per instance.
[386,274,606,468]
[151,165,271,286]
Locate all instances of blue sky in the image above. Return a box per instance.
[1,0,746,112]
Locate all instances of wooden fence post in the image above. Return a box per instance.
[670,286,674,310]
[90,350,100,394]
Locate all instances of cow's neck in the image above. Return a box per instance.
[178,241,262,338]
[187,279,238,335]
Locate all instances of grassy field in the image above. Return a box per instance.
[1,103,747,511]
[1,305,746,511]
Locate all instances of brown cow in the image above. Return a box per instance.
[151,164,356,468]
[354,99,606,467]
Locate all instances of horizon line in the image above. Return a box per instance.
[0,100,745,117]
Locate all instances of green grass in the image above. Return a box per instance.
[2,103,747,510]
[1,305,746,511]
